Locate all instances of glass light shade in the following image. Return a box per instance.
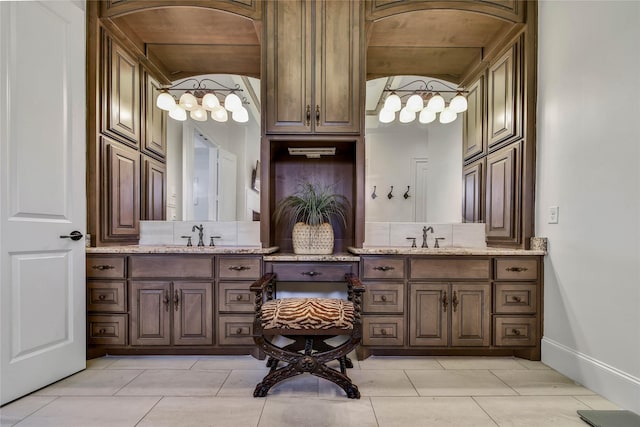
[439,107,457,124]
[179,92,198,111]
[399,107,416,123]
[156,92,176,111]
[406,94,424,112]
[201,93,220,111]
[211,105,228,122]
[418,108,436,124]
[378,108,395,124]
[224,93,242,112]
[168,104,187,121]
[426,94,445,112]
[449,94,468,113]
[232,106,249,123]
[190,106,207,122]
[383,93,402,112]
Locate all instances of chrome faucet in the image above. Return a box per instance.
[422,226,434,248]
[192,224,204,247]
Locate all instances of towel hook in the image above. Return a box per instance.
[403,186,411,199]
[371,186,377,199]
[387,186,394,199]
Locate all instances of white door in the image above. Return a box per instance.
[217,149,237,221]
[413,158,429,222]
[0,1,86,404]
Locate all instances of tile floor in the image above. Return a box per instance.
[0,355,620,426]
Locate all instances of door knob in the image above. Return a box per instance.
[59,230,83,241]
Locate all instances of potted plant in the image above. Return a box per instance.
[273,182,350,254]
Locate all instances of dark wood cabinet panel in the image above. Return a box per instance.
[486,141,521,244]
[463,75,485,160]
[462,158,485,223]
[141,155,166,221]
[129,281,171,346]
[172,282,213,346]
[102,138,140,241]
[409,283,448,347]
[143,73,166,159]
[450,283,491,347]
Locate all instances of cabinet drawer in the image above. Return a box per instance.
[88,314,127,346]
[218,282,254,312]
[362,257,405,279]
[363,283,404,314]
[410,258,490,280]
[268,262,355,282]
[87,281,126,312]
[218,257,261,280]
[362,316,404,346]
[129,255,214,278]
[494,317,537,347]
[494,283,537,314]
[87,256,125,278]
[495,258,538,280]
[218,315,255,345]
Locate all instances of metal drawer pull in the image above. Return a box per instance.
[301,271,321,277]
[235,328,243,335]
[315,105,320,125]
[381,295,387,302]
[174,290,179,311]
[380,329,387,336]
[92,265,115,271]
[506,267,529,272]
[98,329,106,335]
[373,266,395,272]
[452,291,459,312]
[511,328,521,336]
[98,294,106,300]
[228,265,250,271]
[163,291,170,312]
[236,294,244,301]
[305,105,311,126]
[442,291,448,313]
[511,296,522,302]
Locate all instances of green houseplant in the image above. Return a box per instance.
[273,182,350,254]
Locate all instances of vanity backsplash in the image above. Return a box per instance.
[364,222,486,248]
[139,221,261,246]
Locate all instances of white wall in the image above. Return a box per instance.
[537,1,640,412]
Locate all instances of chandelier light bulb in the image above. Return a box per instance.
[168,104,187,121]
[406,94,424,113]
[179,92,198,111]
[439,107,457,124]
[399,107,416,123]
[449,94,468,113]
[378,108,395,123]
[418,108,436,124]
[383,93,402,112]
[156,92,176,111]
[211,105,229,122]
[201,93,220,111]
[190,106,208,122]
[224,93,242,112]
[426,94,445,112]
[233,106,249,123]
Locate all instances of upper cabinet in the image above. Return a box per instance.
[463,75,485,161]
[143,73,166,159]
[264,0,363,134]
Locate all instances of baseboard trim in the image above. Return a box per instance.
[542,337,640,414]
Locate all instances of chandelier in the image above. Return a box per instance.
[156,78,250,123]
[379,79,468,125]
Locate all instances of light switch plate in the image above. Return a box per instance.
[548,206,559,224]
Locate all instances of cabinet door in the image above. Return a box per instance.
[264,0,312,133]
[450,283,491,347]
[313,0,362,133]
[141,155,166,221]
[486,142,521,244]
[462,158,484,223]
[173,282,213,346]
[103,33,140,146]
[462,75,485,160]
[102,138,140,240]
[143,73,166,158]
[409,283,448,346]
[130,281,171,346]
[487,38,522,149]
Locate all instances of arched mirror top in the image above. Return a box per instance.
[366,1,524,23]
[100,0,262,20]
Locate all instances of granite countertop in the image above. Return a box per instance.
[347,246,546,256]
[86,245,280,255]
[263,253,360,262]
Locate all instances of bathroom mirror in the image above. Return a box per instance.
[364,76,463,223]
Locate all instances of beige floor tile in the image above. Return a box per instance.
[12,396,159,427]
[574,395,621,410]
[192,355,267,371]
[437,357,525,370]
[372,396,498,427]
[491,369,596,395]
[406,370,517,396]
[137,396,265,427]
[107,355,198,370]
[85,356,120,370]
[34,370,143,396]
[217,369,271,397]
[474,395,591,426]
[266,373,320,397]
[115,369,229,396]
[345,370,418,397]
[514,358,551,370]
[0,396,57,427]
[259,397,378,427]
[359,356,443,370]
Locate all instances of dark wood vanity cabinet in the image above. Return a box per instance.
[486,141,522,245]
[463,75,486,161]
[142,73,166,159]
[141,155,166,221]
[462,158,485,224]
